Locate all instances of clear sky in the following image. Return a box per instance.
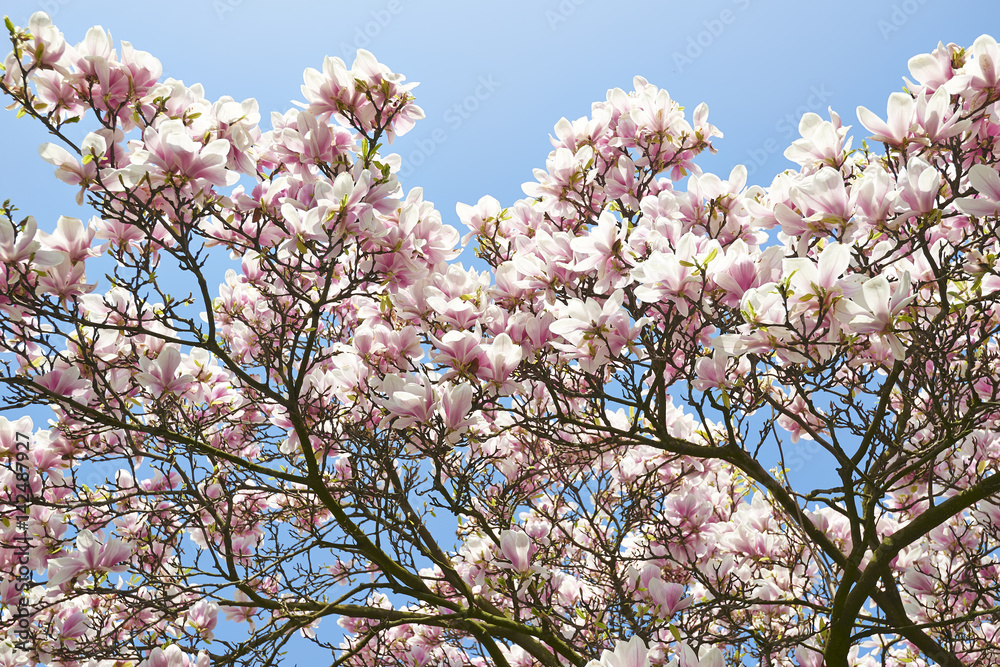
[3,0,1000,662]
[5,0,1000,232]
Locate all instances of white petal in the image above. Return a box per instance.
[968,164,1000,202]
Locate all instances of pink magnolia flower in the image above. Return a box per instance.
[0,215,64,266]
[119,40,163,101]
[433,329,487,378]
[906,41,957,90]
[682,165,747,229]
[93,214,147,252]
[587,637,649,667]
[301,55,359,120]
[72,23,114,74]
[456,195,503,245]
[783,242,857,322]
[605,155,639,209]
[850,163,897,227]
[46,529,132,589]
[185,599,219,642]
[135,347,195,395]
[965,34,1000,93]
[35,364,90,400]
[691,101,723,151]
[35,253,97,302]
[847,273,915,360]
[33,69,86,125]
[672,643,724,667]
[571,210,630,291]
[957,164,1000,217]
[893,156,941,216]
[711,243,781,308]
[776,389,832,443]
[301,50,423,142]
[381,374,435,429]
[498,529,533,574]
[857,92,913,146]
[211,95,261,174]
[349,49,424,137]
[794,645,825,667]
[903,568,938,596]
[630,237,702,309]
[132,119,239,190]
[0,645,29,667]
[426,293,483,330]
[693,349,749,392]
[511,229,577,290]
[783,110,852,168]
[39,130,108,189]
[647,578,691,617]
[36,215,98,263]
[439,382,475,432]
[521,145,597,218]
[268,110,354,172]
[58,608,89,645]
[221,589,258,631]
[145,78,212,121]
[912,86,971,143]
[550,290,638,373]
[86,58,135,116]
[550,106,612,154]
[790,166,852,224]
[139,644,203,667]
[0,416,33,457]
[25,12,69,70]
[482,333,523,384]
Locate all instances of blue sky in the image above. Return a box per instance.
[3,0,1000,662]
[5,0,1000,232]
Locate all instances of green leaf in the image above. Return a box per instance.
[4,17,15,34]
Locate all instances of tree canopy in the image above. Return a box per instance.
[3,12,1000,667]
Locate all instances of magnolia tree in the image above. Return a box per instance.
[2,11,1000,667]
